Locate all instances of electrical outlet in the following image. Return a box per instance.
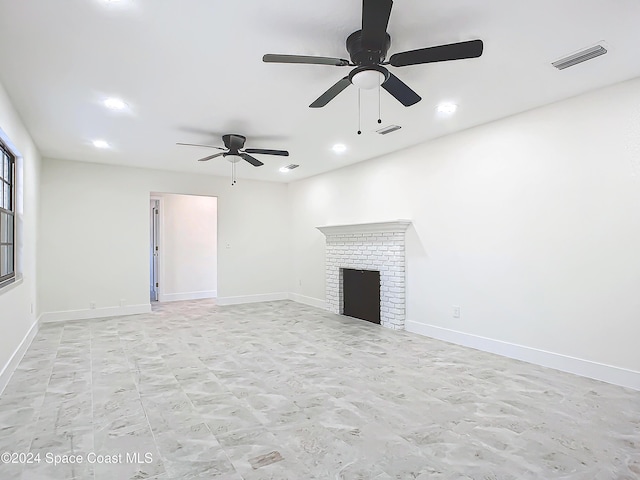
[452,305,461,318]
[119,299,125,307]
[90,302,96,310]
[299,279,302,286]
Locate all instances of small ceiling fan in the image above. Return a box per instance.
[177,133,289,166]
[177,134,289,185]
[263,0,483,108]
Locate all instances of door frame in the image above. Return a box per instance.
[150,195,164,302]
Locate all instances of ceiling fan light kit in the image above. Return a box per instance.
[349,66,387,90]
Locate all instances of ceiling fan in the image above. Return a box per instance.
[177,134,289,185]
[263,0,483,108]
[177,133,289,166]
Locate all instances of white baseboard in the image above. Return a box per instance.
[159,290,217,303]
[405,321,640,392]
[216,292,288,306]
[288,293,326,309]
[0,319,39,395]
[40,304,151,323]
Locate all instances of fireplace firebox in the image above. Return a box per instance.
[342,268,381,324]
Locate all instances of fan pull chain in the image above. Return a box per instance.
[357,89,362,135]
[378,83,382,124]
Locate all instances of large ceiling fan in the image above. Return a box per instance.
[177,134,289,185]
[263,0,483,108]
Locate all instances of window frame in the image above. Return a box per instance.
[0,139,15,288]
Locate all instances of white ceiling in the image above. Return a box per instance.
[1,0,639,183]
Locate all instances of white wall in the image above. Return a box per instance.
[158,193,218,302]
[288,77,640,387]
[38,159,289,320]
[0,81,41,390]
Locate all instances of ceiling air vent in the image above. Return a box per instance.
[376,125,402,135]
[280,164,299,172]
[552,44,607,70]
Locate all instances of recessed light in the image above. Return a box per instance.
[101,0,132,8]
[104,97,127,110]
[332,144,346,154]
[279,167,289,173]
[98,0,136,12]
[93,140,110,149]
[437,102,458,114]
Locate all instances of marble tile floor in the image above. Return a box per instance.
[0,299,638,480]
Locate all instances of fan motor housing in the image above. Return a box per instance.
[347,30,391,65]
[222,134,246,152]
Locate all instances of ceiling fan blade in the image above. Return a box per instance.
[244,149,289,157]
[309,77,352,108]
[382,73,421,106]
[176,142,225,150]
[241,153,264,167]
[389,39,484,67]
[361,0,393,48]
[263,54,350,67]
[197,152,225,162]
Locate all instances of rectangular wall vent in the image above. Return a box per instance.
[552,44,607,70]
[376,125,402,135]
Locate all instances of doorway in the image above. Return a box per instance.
[149,193,218,303]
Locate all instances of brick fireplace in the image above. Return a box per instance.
[316,220,411,330]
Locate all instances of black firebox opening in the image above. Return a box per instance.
[342,268,381,325]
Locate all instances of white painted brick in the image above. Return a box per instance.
[322,230,408,331]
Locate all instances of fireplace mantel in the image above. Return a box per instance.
[316,220,411,236]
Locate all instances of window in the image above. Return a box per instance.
[0,139,15,287]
